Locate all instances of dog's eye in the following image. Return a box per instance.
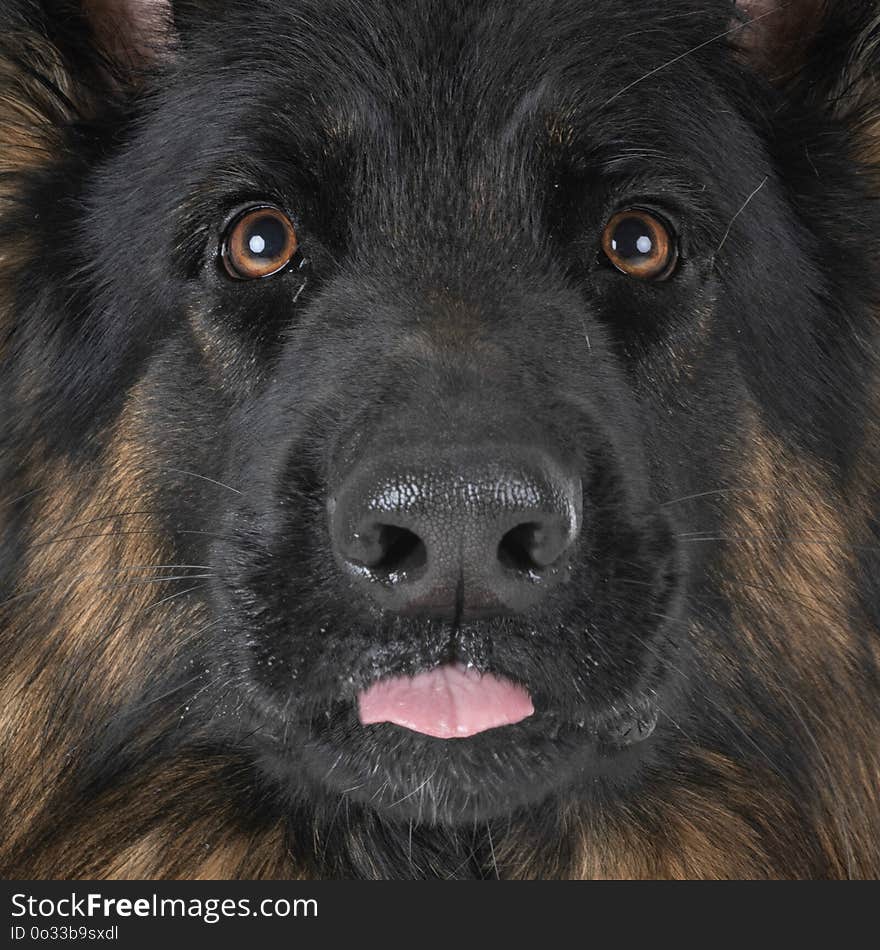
[221,206,299,279]
[601,210,677,280]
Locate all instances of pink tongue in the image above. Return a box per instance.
[358,663,534,739]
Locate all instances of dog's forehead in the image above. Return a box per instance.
[131,0,759,246]
[176,0,733,149]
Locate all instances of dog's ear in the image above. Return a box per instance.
[734,1,880,119]
[734,1,827,81]
[81,0,174,75]
[0,0,174,204]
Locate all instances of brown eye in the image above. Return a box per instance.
[221,205,298,279]
[601,210,677,280]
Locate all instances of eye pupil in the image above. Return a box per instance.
[610,217,655,262]
[244,215,286,260]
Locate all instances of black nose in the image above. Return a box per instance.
[329,446,582,617]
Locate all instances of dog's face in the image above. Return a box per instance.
[11,0,876,832]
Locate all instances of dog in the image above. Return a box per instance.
[1,0,879,879]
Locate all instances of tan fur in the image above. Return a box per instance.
[17,759,296,879]
[0,34,73,356]
[0,376,210,863]
[0,35,72,201]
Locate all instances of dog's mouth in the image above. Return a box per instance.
[244,644,667,823]
[357,662,535,739]
[354,661,660,747]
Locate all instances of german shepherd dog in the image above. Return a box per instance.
[1,0,879,880]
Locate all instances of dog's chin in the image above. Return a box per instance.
[248,687,664,824]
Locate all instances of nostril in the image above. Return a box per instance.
[498,522,544,573]
[376,526,427,577]
[351,524,427,580]
[498,520,571,573]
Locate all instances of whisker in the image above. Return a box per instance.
[677,535,880,555]
[165,469,242,496]
[1,461,243,517]
[23,509,171,532]
[658,707,696,743]
[692,578,846,627]
[485,822,500,880]
[386,767,438,810]
[36,588,214,739]
[629,623,789,781]
[0,566,215,609]
[771,684,857,878]
[0,487,43,511]
[115,620,225,719]
[578,314,593,355]
[27,528,234,551]
[715,176,769,256]
[180,674,235,726]
[0,461,142,512]
[603,7,784,107]
[137,583,209,614]
[88,575,215,595]
[121,672,207,715]
[661,486,779,508]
